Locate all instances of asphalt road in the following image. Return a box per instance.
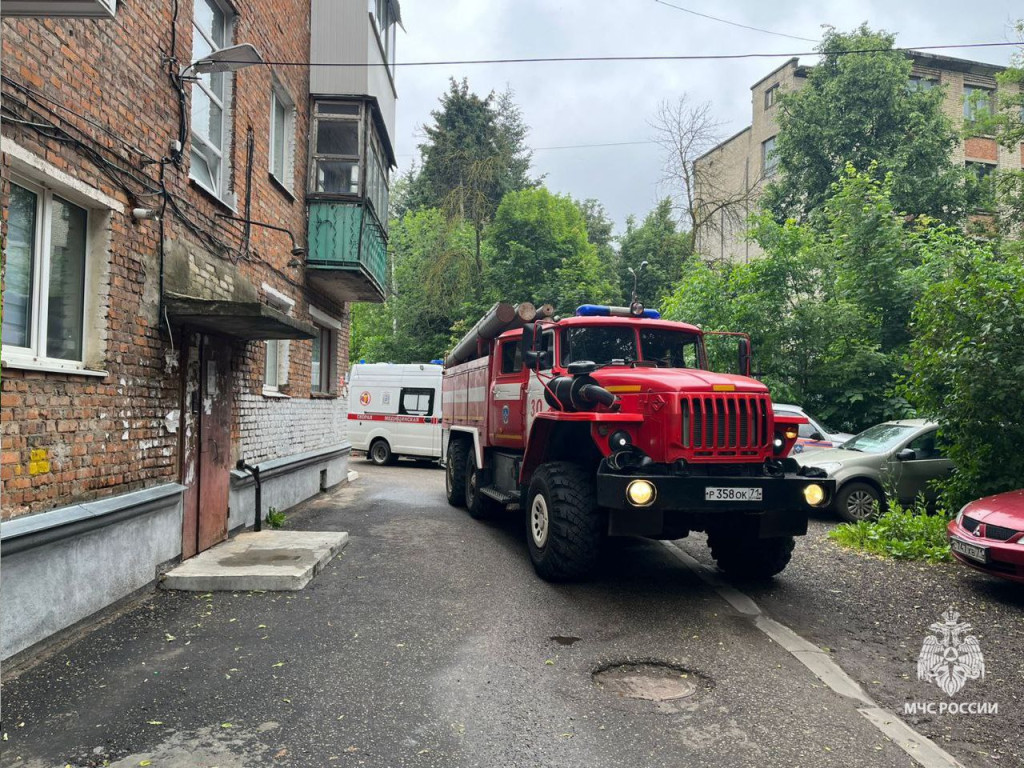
[1,461,1017,767]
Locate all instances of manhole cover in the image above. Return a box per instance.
[593,662,698,701]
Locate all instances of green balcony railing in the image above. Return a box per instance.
[306,200,387,303]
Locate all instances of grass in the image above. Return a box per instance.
[266,507,287,529]
[828,497,952,563]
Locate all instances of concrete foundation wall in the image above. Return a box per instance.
[0,484,184,660]
[228,444,351,531]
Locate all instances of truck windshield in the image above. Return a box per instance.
[560,326,703,368]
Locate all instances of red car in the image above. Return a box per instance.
[948,489,1024,583]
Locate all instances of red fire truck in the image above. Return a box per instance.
[442,300,833,582]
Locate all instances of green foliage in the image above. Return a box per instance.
[617,199,691,308]
[266,507,287,529]
[573,198,622,302]
[762,25,965,222]
[828,497,951,563]
[664,168,926,431]
[900,233,1024,509]
[350,209,483,365]
[487,188,617,311]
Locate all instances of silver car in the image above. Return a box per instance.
[793,419,954,522]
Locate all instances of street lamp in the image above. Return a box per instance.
[180,43,264,78]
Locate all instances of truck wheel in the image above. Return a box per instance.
[834,481,884,523]
[369,439,396,466]
[446,439,469,507]
[465,451,493,520]
[708,534,795,580]
[525,462,603,582]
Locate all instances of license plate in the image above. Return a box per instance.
[705,486,763,502]
[950,537,988,565]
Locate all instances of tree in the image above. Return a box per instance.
[487,188,616,312]
[902,234,1024,508]
[651,96,756,260]
[762,25,965,222]
[349,209,482,365]
[573,198,622,302]
[616,199,690,309]
[408,79,536,292]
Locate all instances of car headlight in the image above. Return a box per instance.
[814,462,842,475]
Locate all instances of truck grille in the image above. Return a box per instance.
[681,394,771,456]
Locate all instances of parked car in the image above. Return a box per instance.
[947,489,1024,584]
[793,419,954,523]
[772,403,854,455]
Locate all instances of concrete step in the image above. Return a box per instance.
[161,530,349,592]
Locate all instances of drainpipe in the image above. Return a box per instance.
[235,459,263,532]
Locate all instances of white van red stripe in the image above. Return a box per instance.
[348,413,438,424]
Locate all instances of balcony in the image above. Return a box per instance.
[306,199,387,303]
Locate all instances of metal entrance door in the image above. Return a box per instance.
[180,334,233,558]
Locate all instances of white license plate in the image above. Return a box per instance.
[705,486,763,502]
[950,537,988,564]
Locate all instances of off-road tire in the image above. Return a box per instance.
[465,451,493,520]
[525,462,603,582]
[369,439,396,466]
[708,534,795,580]
[834,481,884,523]
[446,439,469,507]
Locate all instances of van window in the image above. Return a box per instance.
[500,340,523,374]
[399,387,434,416]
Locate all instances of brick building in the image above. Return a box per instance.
[694,52,1023,263]
[0,0,399,660]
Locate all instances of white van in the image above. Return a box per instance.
[347,363,443,465]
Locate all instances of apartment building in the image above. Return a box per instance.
[694,52,1021,263]
[0,0,399,661]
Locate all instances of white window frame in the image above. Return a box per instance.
[269,79,296,192]
[190,0,236,202]
[309,305,342,395]
[262,284,295,396]
[1,141,118,376]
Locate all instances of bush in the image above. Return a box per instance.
[266,507,287,529]
[828,497,951,563]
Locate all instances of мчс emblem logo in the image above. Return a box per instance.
[917,608,985,697]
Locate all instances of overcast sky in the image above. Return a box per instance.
[391,1,1020,233]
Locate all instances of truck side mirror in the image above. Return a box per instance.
[522,323,541,369]
[738,337,752,377]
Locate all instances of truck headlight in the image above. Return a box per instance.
[626,479,656,507]
[803,483,826,507]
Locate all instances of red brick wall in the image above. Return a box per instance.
[1,1,346,520]
[964,137,999,163]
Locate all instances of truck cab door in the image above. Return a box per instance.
[490,338,528,449]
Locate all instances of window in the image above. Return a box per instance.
[908,75,937,92]
[368,0,397,76]
[966,161,997,211]
[906,431,942,461]
[500,340,522,374]
[190,0,233,198]
[309,100,391,222]
[262,285,294,394]
[399,388,434,417]
[269,82,296,190]
[310,324,335,393]
[764,84,779,109]
[310,101,361,195]
[762,136,779,177]
[2,179,88,363]
[964,85,995,124]
[309,305,342,395]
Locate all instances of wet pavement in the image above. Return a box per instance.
[0,461,1017,767]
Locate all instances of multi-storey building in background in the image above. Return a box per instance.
[694,52,1022,263]
[0,0,400,661]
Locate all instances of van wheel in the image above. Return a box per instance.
[369,439,396,466]
[446,439,469,507]
[465,451,493,520]
[525,462,603,581]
